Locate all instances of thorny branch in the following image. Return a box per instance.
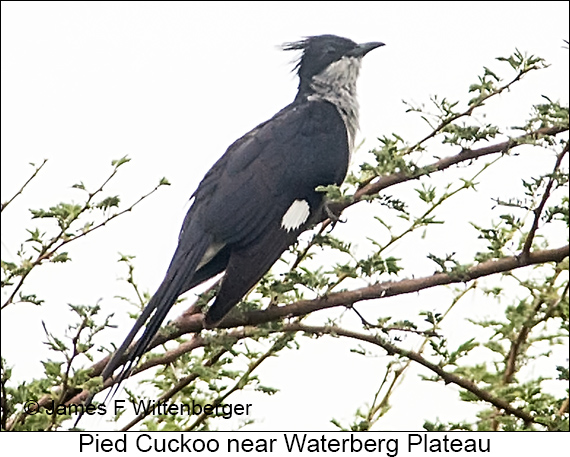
[401,61,542,156]
[322,126,568,221]
[2,178,166,310]
[283,323,538,426]
[360,282,478,429]
[32,243,567,421]
[521,142,569,258]
[1,159,48,213]
[119,346,228,432]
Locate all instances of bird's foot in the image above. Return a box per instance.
[324,201,345,226]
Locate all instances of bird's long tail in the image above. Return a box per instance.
[74,236,210,426]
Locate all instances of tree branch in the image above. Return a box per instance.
[1,159,48,213]
[84,244,570,383]
[399,63,545,157]
[521,142,569,258]
[283,323,538,426]
[12,244,567,429]
[119,346,228,431]
[349,125,567,210]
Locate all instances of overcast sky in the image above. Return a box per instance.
[1,1,569,433]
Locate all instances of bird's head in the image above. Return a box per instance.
[283,35,384,99]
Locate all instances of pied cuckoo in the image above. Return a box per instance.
[94,34,384,402]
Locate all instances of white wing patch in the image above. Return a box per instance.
[281,199,310,232]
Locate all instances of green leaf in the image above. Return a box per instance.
[111,156,131,168]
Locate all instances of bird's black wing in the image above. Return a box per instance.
[191,100,349,246]
[98,99,349,390]
[201,100,350,323]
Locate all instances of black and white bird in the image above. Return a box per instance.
[98,34,383,396]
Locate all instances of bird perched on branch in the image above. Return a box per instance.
[91,34,384,404]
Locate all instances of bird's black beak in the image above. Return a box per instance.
[348,41,385,58]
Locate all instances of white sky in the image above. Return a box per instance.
[1,1,569,435]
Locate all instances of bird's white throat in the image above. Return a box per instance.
[308,56,361,155]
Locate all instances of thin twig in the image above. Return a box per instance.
[1,159,48,212]
[120,346,228,431]
[401,65,541,157]
[184,333,293,431]
[521,143,569,258]
[352,126,567,205]
[286,323,537,425]
[363,283,476,428]
[2,180,165,310]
